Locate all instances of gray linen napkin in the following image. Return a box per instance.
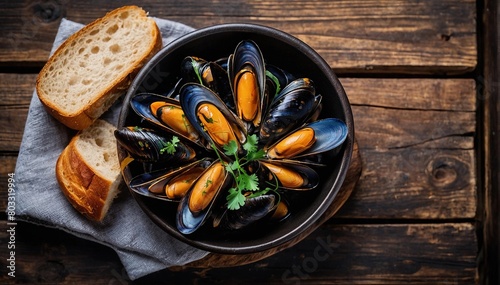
[14,17,209,280]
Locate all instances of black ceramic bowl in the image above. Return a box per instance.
[117,23,354,254]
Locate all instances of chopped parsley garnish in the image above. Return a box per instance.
[160,136,180,155]
[212,134,275,210]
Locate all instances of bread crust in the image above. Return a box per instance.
[56,122,122,222]
[36,6,162,130]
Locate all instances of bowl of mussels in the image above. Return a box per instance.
[115,23,354,254]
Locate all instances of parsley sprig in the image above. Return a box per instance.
[212,134,276,210]
[160,136,180,155]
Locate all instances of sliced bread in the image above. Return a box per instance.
[37,6,162,130]
[56,119,122,222]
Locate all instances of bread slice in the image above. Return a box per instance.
[56,119,123,221]
[37,6,162,130]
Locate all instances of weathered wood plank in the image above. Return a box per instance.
[337,78,477,219]
[0,155,16,212]
[0,73,35,152]
[0,73,36,105]
[479,0,500,284]
[337,148,476,219]
[341,78,476,112]
[343,78,476,150]
[0,0,476,74]
[352,105,475,150]
[0,221,477,284]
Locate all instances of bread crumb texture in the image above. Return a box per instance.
[75,120,121,178]
[39,7,155,113]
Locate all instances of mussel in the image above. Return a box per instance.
[267,127,316,159]
[213,194,277,230]
[266,118,348,162]
[259,78,321,146]
[271,77,315,106]
[228,40,266,130]
[177,160,232,234]
[128,159,210,201]
[114,126,197,163]
[270,200,290,221]
[181,56,235,110]
[265,64,295,98]
[179,83,247,153]
[164,166,206,200]
[259,161,319,190]
[130,93,203,146]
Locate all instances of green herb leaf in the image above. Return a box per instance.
[265,70,281,97]
[209,134,278,211]
[228,160,240,171]
[226,187,246,210]
[160,136,180,154]
[246,149,266,161]
[192,59,203,85]
[247,186,273,198]
[243,134,259,153]
[223,140,239,156]
[237,173,259,191]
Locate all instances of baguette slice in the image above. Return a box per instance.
[56,119,123,222]
[37,6,162,130]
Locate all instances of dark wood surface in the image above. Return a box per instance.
[479,0,500,284]
[0,0,495,284]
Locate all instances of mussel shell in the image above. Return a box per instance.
[207,62,235,111]
[265,64,295,98]
[270,199,290,221]
[176,160,232,234]
[298,118,348,156]
[179,83,247,153]
[130,93,205,148]
[259,85,318,146]
[271,78,321,123]
[128,159,210,201]
[213,194,276,230]
[164,78,185,99]
[180,56,207,84]
[266,118,348,161]
[181,57,235,111]
[259,160,319,190]
[271,77,315,106]
[114,127,197,163]
[228,40,266,129]
[264,64,295,114]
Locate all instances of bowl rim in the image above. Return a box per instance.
[118,23,354,254]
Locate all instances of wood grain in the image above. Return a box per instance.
[0,221,477,284]
[343,78,476,150]
[0,73,35,152]
[342,78,476,112]
[479,0,500,284]
[0,155,16,211]
[338,148,476,219]
[0,0,476,74]
[337,78,477,219]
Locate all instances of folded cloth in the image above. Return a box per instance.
[14,17,209,280]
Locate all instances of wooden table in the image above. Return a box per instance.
[0,0,498,284]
